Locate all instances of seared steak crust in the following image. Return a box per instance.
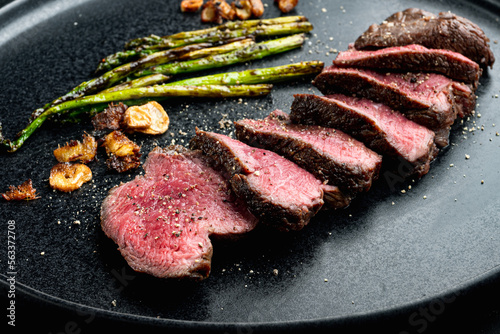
[354,8,495,68]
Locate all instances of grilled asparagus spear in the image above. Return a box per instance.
[125,15,309,49]
[2,85,272,152]
[31,38,255,120]
[97,21,312,72]
[133,34,306,78]
[61,61,324,123]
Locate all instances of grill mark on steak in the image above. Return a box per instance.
[312,65,476,147]
[190,129,325,232]
[100,145,257,280]
[353,8,495,68]
[234,109,382,200]
[334,44,482,88]
[290,94,439,178]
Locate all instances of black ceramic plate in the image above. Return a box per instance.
[1,0,500,332]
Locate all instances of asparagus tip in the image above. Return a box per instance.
[0,123,8,150]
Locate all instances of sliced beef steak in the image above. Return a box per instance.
[100,145,257,280]
[290,94,438,177]
[354,8,495,68]
[234,109,382,199]
[190,129,325,232]
[313,65,476,147]
[334,44,481,88]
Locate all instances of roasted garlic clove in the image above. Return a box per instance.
[53,133,97,163]
[123,101,169,135]
[180,0,204,12]
[216,0,236,20]
[102,130,141,173]
[201,0,223,23]
[49,163,92,192]
[232,0,252,20]
[274,0,299,13]
[102,130,141,157]
[2,179,40,201]
[249,0,264,17]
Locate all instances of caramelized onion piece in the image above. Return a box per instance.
[102,130,141,173]
[2,179,40,201]
[180,0,204,12]
[123,101,170,135]
[53,133,97,163]
[49,163,92,192]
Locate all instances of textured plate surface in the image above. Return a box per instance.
[1,0,499,332]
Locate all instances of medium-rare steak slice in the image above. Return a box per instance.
[234,109,382,199]
[334,44,481,88]
[190,129,325,232]
[100,145,257,280]
[290,94,438,178]
[313,65,476,147]
[353,8,495,68]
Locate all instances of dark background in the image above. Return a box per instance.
[1,0,500,333]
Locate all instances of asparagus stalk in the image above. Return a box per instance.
[30,42,209,120]
[58,74,172,123]
[125,15,308,49]
[133,34,306,78]
[99,74,171,94]
[145,22,312,52]
[98,22,312,72]
[32,38,254,121]
[95,36,254,74]
[167,61,324,86]
[60,61,324,123]
[2,84,272,152]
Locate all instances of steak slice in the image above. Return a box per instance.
[290,94,438,178]
[100,145,257,280]
[190,129,325,232]
[313,65,476,147]
[334,44,482,88]
[234,109,382,199]
[353,8,495,68]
